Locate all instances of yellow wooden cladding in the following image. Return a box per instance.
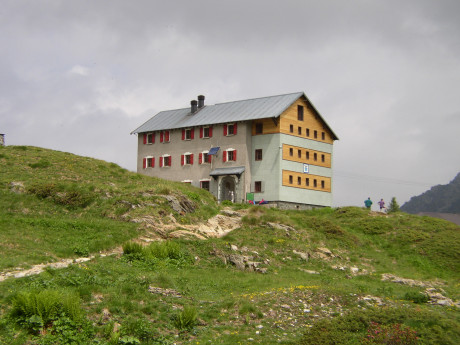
[252,117,280,135]
[282,144,331,168]
[278,98,334,144]
[282,170,331,192]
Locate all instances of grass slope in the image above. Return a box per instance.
[0,145,459,345]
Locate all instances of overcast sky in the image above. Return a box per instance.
[1,0,459,207]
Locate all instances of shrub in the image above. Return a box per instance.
[403,291,429,304]
[173,305,197,330]
[362,322,418,344]
[10,289,81,333]
[122,242,144,255]
[29,160,51,169]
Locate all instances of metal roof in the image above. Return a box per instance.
[209,166,246,176]
[131,91,338,140]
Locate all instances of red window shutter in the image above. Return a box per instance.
[160,131,164,143]
[168,156,171,166]
[233,150,237,161]
[160,157,163,167]
[209,126,213,138]
[200,127,203,138]
[182,129,185,140]
[143,134,147,144]
[234,123,238,135]
[181,154,184,166]
[190,154,194,165]
[191,128,195,139]
[199,153,202,164]
[152,133,155,144]
[223,150,227,162]
[152,157,155,168]
[208,155,212,163]
[143,158,146,169]
[223,124,227,136]
[165,131,170,142]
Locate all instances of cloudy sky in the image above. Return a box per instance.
[1,0,459,207]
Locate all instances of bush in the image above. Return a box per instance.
[173,305,197,330]
[10,289,82,333]
[122,242,144,255]
[29,160,51,169]
[403,291,429,304]
[362,322,418,344]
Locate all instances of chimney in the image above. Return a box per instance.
[198,95,205,108]
[191,100,198,113]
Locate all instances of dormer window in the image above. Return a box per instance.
[224,123,237,136]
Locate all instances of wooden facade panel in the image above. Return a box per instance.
[279,98,334,144]
[282,144,331,168]
[282,170,331,192]
[252,117,280,135]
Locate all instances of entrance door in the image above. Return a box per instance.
[220,176,236,202]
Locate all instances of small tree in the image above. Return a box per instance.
[388,197,400,213]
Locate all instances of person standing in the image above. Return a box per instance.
[378,198,386,212]
[364,197,373,210]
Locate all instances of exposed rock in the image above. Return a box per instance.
[381,273,433,288]
[230,244,239,251]
[220,209,242,217]
[293,250,309,261]
[265,222,296,232]
[148,286,182,298]
[168,230,206,240]
[299,268,320,275]
[9,182,25,194]
[227,254,245,270]
[425,288,458,307]
[164,195,196,214]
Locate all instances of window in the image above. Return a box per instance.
[143,132,155,144]
[181,153,194,166]
[255,149,263,161]
[321,154,325,163]
[289,124,294,133]
[314,130,318,139]
[224,123,237,136]
[199,152,211,164]
[306,151,310,160]
[306,178,310,187]
[298,126,302,135]
[255,123,263,134]
[200,126,212,138]
[223,149,237,162]
[298,149,301,158]
[143,157,155,168]
[306,128,310,137]
[160,155,171,167]
[322,132,325,140]
[183,128,194,140]
[289,175,293,184]
[289,148,293,156]
[255,181,262,193]
[321,180,325,189]
[297,105,304,121]
[160,130,170,143]
[314,153,317,161]
[200,180,210,191]
[314,179,317,188]
[182,180,192,184]
[297,176,301,185]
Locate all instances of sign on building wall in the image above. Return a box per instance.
[303,164,309,174]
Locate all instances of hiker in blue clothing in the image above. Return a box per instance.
[364,197,373,210]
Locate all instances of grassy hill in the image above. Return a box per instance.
[0,145,459,345]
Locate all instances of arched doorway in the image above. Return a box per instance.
[220,176,236,202]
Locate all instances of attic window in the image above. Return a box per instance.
[322,132,325,140]
[297,105,304,121]
[255,123,263,134]
[306,128,310,137]
[289,124,294,133]
[314,130,318,139]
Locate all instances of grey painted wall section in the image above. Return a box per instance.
[136,122,252,202]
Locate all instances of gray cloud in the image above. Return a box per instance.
[1,0,459,207]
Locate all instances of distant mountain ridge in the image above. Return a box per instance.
[401,172,460,214]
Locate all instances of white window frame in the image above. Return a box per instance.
[183,152,193,165]
[225,148,236,162]
[146,156,154,168]
[161,154,171,167]
[201,150,210,164]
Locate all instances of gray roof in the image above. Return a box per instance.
[209,166,246,176]
[131,91,338,139]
